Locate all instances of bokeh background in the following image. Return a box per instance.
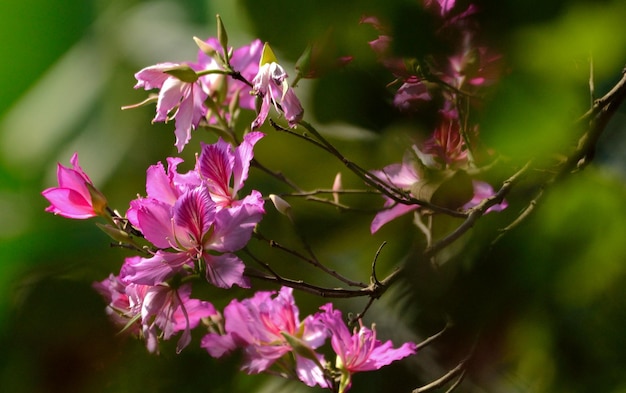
[1,0,626,392]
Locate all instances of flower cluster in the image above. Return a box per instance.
[91,131,265,354]
[202,287,416,392]
[41,5,512,391]
[365,0,507,233]
[126,36,303,152]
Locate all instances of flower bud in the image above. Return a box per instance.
[269,194,293,219]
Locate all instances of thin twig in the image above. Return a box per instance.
[412,356,469,393]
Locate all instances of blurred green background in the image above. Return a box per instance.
[1,0,626,392]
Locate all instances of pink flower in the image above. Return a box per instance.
[393,76,433,112]
[251,55,303,130]
[462,180,508,213]
[94,275,216,354]
[201,287,329,387]
[124,184,263,288]
[370,151,422,233]
[317,304,416,392]
[42,153,107,219]
[197,132,264,208]
[421,109,470,168]
[133,62,208,152]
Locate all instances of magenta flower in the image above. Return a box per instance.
[124,184,263,288]
[317,304,416,392]
[201,287,329,388]
[133,62,208,152]
[251,44,303,130]
[42,153,107,219]
[94,275,216,354]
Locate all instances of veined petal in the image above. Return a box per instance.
[134,198,177,248]
[203,253,249,288]
[120,252,192,286]
[198,139,235,201]
[209,190,265,252]
[174,186,216,245]
[134,62,180,90]
[154,76,185,122]
[232,132,264,195]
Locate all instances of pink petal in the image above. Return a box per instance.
[204,253,249,288]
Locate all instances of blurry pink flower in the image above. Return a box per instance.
[251,58,303,130]
[421,109,469,168]
[133,62,207,152]
[393,76,433,112]
[424,0,456,16]
[447,43,503,90]
[317,304,416,392]
[201,287,329,387]
[462,180,508,213]
[42,153,107,219]
[94,275,216,354]
[370,152,421,233]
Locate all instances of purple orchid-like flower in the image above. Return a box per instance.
[317,303,417,393]
[132,62,207,152]
[124,184,263,288]
[94,275,216,354]
[251,43,303,130]
[42,153,107,219]
[124,135,265,288]
[201,287,329,388]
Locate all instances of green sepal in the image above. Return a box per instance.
[216,14,229,62]
[96,223,131,244]
[281,332,324,369]
[193,36,217,58]
[86,182,108,216]
[163,64,198,83]
[295,44,313,77]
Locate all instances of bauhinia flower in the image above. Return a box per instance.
[201,287,329,388]
[124,135,265,288]
[317,303,417,393]
[131,62,208,152]
[42,153,107,219]
[93,275,216,354]
[124,184,263,288]
[251,43,303,130]
[370,143,507,233]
